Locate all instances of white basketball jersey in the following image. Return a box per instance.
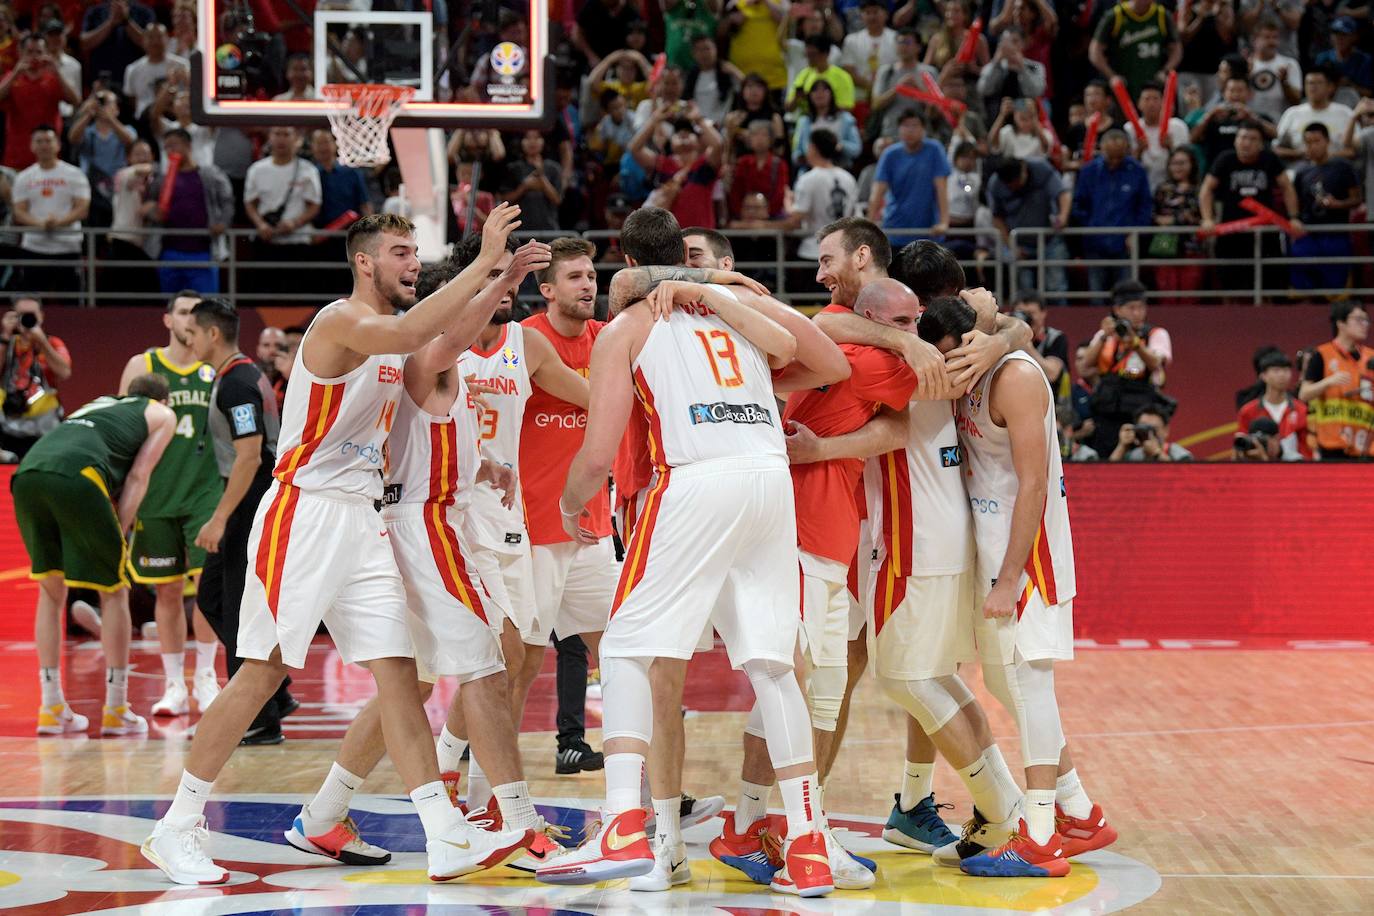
[631,286,785,468]
[383,376,480,511]
[458,322,532,552]
[957,350,1076,606]
[273,309,403,500]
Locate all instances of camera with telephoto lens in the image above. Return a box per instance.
[19,313,37,330]
[1113,318,1133,338]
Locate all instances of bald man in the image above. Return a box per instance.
[255,327,286,381]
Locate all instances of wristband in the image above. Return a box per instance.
[559,499,582,519]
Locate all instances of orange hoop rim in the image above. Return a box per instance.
[321,83,416,118]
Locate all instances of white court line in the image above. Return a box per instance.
[1160,873,1374,880]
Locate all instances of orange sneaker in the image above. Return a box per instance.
[959,819,1070,878]
[535,808,653,885]
[1056,804,1118,857]
[769,830,834,897]
[708,813,786,884]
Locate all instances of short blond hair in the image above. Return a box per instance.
[538,237,596,285]
[346,212,416,267]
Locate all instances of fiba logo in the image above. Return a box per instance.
[216,43,243,71]
[490,42,526,79]
[501,346,521,368]
[198,364,216,383]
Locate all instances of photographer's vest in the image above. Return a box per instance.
[1310,341,1374,457]
[1097,323,1156,382]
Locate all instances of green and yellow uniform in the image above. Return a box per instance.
[127,349,223,583]
[1092,2,1178,99]
[13,395,153,591]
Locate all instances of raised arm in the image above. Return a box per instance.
[118,402,176,530]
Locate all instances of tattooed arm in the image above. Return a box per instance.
[608,266,767,315]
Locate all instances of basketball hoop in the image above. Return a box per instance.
[320,83,416,168]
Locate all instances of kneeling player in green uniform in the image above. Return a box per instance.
[118,291,226,717]
[15,373,177,736]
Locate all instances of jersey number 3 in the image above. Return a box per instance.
[695,330,744,389]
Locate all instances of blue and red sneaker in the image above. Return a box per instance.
[959,819,1070,878]
[1057,804,1118,857]
[708,813,786,884]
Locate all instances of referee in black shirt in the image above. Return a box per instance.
[186,298,295,744]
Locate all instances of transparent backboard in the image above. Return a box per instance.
[194,0,550,128]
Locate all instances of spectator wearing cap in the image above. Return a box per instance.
[869,111,949,247]
[1315,17,1374,109]
[1237,351,1311,460]
[147,128,231,294]
[727,118,789,220]
[1110,405,1194,461]
[1245,17,1303,125]
[1071,128,1153,295]
[840,0,898,115]
[0,33,79,171]
[1290,123,1361,293]
[975,27,1047,121]
[722,0,789,93]
[787,36,856,114]
[870,28,939,140]
[1275,66,1353,163]
[39,19,79,119]
[80,1,154,91]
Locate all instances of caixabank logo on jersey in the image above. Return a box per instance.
[0,795,1160,915]
[688,402,774,426]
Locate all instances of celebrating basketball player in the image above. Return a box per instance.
[142,205,536,886]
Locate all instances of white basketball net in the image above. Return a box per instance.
[320,83,416,168]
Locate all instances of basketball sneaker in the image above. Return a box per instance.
[933,806,1018,868]
[151,680,190,717]
[535,807,654,885]
[959,819,1070,877]
[821,824,876,889]
[141,814,230,885]
[629,840,691,891]
[465,805,571,872]
[192,669,220,712]
[709,813,785,884]
[101,705,148,736]
[36,702,88,736]
[645,793,726,833]
[768,830,834,897]
[883,792,958,852]
[284,806,391,865]
[555,739,604,774]
[1056,804,1118,857]
[427,818,534,882]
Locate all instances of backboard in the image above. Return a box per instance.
[193,0,552,129]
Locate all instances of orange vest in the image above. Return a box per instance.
[1310,340,1374,457]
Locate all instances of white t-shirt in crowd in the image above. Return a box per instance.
[1275,102,1353,155]
[691,71,731,126]
[122,52,190,117]
[994,125,1051,160]
[1125,117,1191,189]
[244,156,323,244]
[840,27,899,102]
[1248,54,1302,125]
[12,160,91,254]
[57,53,81,118]
[793,165,858,259]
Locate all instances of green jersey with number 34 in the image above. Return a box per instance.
[138,348,223,517]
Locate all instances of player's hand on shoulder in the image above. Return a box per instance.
[709,270,770,298]
[945,329,1003,395]
[645,280,703,321]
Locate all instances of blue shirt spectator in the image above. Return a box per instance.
[309,130,372,227]
[1071,130,1152,258]
[81,2,156,89]
[1315,18,1374,107]
[870,112,950,246]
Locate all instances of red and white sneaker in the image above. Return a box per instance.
[427,818,534,882]
[535,807,653,885]
[284,806,391,865]
[769,830,834,897]
[467,805,571,871]
[1056,804,1118,857]
[708,813,786,884]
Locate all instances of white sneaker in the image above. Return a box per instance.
[36,702,88,735]
[630,841,691,891]
[70,599,102,638]
[822,825,875,890]
[141,815,230,885]
[101,705,148,736]
[646,793,726,833]
[497,814,573,872]
[192,669,221,712]
[284,805,391,865]
[427,817,534,882]
[151,680,189,717]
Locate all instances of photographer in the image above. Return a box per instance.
[0,296,71,458]
[1110,405,1194,462]
[1237,351,1310,460]
[1233,417,1283,462]
[1299,302,1374,460]
[1082,279,1173,455]
[1010,290,1069,403]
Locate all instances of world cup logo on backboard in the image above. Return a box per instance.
[491,42,526,80]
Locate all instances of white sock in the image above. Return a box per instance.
[39,667,63,706]
[984,743,1022,801]
[1055,769,1093,819]
[778,773,820,839]
[165,770,214,822]
[105,667,128,709]
[605,753,644,815]
[436,725,468,774]
[494,780,539,830]
[410,781,461,839]
[652,796,682,848]
[899,760,935,811]
[194,641,217,675]
[734,779,772,832]
[307,762,362,823]
[161,652,183,683]
[1025,788,1057,845]
[467,754,493,811]
[957,754,1015,824]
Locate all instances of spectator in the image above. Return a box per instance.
[925,0,989,77]
[840,0,898,113]
[1111,405,1194,461]
[944,141,985,259]
[1237,351,1311,460]
[869,111,949,246]
[632,106,724,229]
[504,130,563,232]
[105,138,158,295]
[1291,123,1361,292]
[272,53,315,102]
[0,295,70,456]
[169,0,197,58]
[1235,344,1286,407]
[663,0,720,71]
[1072,340,1099,428]
[122,23,188,121]
[310,129,372,237]
[445,123,507,170]
[1178,0,1238,102]
[988,157,1070,295]
[685,34,742,127]
[589,89,637,168]
[10,125,87,298]
[786,129,858,258]
[1338,97,1374,204]
[1315,17,1373,108]
[787,36,855,114]
[989,0,1058,97]
[975,27,1047,120]
[727,119,789,219]
[1199,121,1299,294]
[1191,74,1276,170]
[1126,80,1192,189]
[0,9,17,77]
[1151,147,1205,300]
[256,326,285,384]
[66,87,134,227]
[0,34,79,171]
[80,1,153,91]
[722,0,789,94]
[1063,80,1116,169]
[40,19,79,120]
[1071,128,1153,295]
[1083,278,1172,453]
[244,127,322,265]
[588,49,653,113]
[1246,17,1303,125]
[1299,302,1374,460]
[1089,0,1182,99]
[150,81,216,172]
[1238,0,1302,60]
[930,69,989,149]
[792,80,861,167]
[633,66,685,129]
[1274,66,1353,163]
[988,97,1053,159]
[1233,416,1284,460]
[147,128,231,294]
[1058,404,1100,461]
[870,27,938,140]
[1011,289,1070,401]
[325,28,369,85]
[724,73,786,157]
[571,0,642,67]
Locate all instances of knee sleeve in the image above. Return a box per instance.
[941,673,975,709]
[805,664,847,732]
[743,658,813,770]
[744,700,766,740]
[600,655,653,744]
[980,659,1023,726]
[1015,655,1065,767]
[876,674,961,735]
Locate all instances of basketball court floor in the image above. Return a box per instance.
[2,634,1370,914]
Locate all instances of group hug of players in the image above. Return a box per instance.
[16,196,1117,894]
